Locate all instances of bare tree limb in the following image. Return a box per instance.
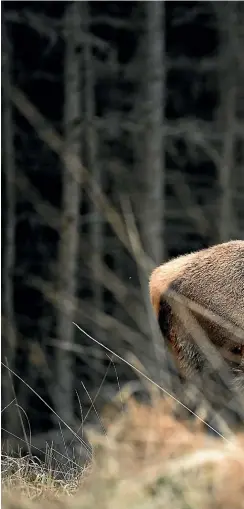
[11,86,154,274]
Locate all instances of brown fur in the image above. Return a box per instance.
[149,241,244,388]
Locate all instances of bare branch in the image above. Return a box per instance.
[11,86,154,274]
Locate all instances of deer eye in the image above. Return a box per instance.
[231,345,242,355]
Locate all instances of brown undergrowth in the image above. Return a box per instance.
[2,396,244,509]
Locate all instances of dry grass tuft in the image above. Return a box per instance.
[2,397,244,509]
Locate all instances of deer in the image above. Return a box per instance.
[149,240,244,428]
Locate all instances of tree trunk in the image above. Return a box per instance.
[55,1,82,426]
[2,19,18,436]
[83,2,104,332]
[215,4,237,243]
[142,1,166,265]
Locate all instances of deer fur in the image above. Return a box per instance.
[149,240,244,391]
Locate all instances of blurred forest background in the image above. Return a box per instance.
[2,0,244,467]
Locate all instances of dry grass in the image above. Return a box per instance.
[2,396,244,509]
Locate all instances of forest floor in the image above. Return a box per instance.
[2,396,244,509]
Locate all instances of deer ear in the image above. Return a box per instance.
[149,265,175,319]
